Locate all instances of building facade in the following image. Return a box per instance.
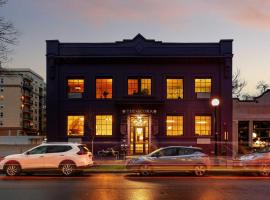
[0,68,46,136]
[233,90,270,156]
[46,34,233,156]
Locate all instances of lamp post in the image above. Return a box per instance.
[211,98,220,157]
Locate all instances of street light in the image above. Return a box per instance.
[211,98,220,157]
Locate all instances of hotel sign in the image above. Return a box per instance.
[122,109,157,114]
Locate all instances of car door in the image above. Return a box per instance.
[155,147,178,171]
[21,146,47,169]
[43,145,72,168]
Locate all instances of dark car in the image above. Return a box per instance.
[239,146,270,176]
[127,146,210,176]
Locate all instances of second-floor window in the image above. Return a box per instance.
[128,78,151,96]
[166,78,183,99]
[195,78,211,98]
[67,79,84,99]
[96,78,113,99]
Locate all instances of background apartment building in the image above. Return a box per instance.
[0,68,46,136]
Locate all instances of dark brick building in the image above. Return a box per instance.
[46,34,233,156]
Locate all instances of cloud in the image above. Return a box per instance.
[205,0,270,30]
[38,0,270,30]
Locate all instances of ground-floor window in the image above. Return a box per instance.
[67,115,84,136]
[195,116,211,136]
[96,115,113,136]
[253,121,270,148]
[166,115,183,136]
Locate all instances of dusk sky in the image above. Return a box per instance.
[2,0,270,95]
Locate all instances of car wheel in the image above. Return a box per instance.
[139,165,152,176]
[4,163,21,176]
[60,161,76,176]
[259,163,270,176]
[194,165,207,176]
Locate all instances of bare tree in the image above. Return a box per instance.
[0,0,18,64]
[232,68,246,98]
[256,81,269,95]
[241,93,253,101]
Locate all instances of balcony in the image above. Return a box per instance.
[23,99,33,105]
[23,83,33,91]
[23,114,33,121]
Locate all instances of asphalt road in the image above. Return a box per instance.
[0,174,269,200]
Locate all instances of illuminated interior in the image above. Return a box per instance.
[130,115,149,154]
[166,116,183,136]
[128,78,151,95]
[141,79,151,95]
[96,115,112,136]
[195,78,211,93]
[67,115,84,136]
[195,116,211,136]
[96,78,113,99]
[166,79,183,99]
[128,79,138,95]
[67,79,84,93]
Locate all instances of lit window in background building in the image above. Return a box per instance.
[128,79,138,95]
[195,116,211,136]
[166,115,183,136]
[67,116,84,136]
[96,115,112,136]
[128,78,151,96]
[252,121,270,148]
[141,79,151,95]
[166,79,183,99]
[67,79,84,98]
[195,78,212,93]
[96,78,112,99]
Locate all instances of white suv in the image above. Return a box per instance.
[0,143,93,176]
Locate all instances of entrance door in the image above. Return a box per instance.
[134,127,146,154]
[130,115,149,155]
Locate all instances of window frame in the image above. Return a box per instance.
[95,77,113,100]
[66,115,85,137]
[95,114,113,137]
[166,77,184,100]
[194,77,212,98]
[194,114,212,136]
[66,77,85,99]
[127,76,152,96]
[166,114,184,137]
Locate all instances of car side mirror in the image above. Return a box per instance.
[25,151,30,155]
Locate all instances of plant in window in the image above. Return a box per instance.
[141,89,149,96]
[69,118,80,135]
[103,91,109,98]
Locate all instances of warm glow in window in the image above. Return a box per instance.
[96,115,112,136]
[166,79,183,99]
[67,79,84,99]
[195,79,211,93]
[166,116,183,136]
[128,78,151,96]
[141,79,151,95]
[96,79,112,99]
[195,116,211,136]
[128,79,139,95]
[67,116,84,136]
